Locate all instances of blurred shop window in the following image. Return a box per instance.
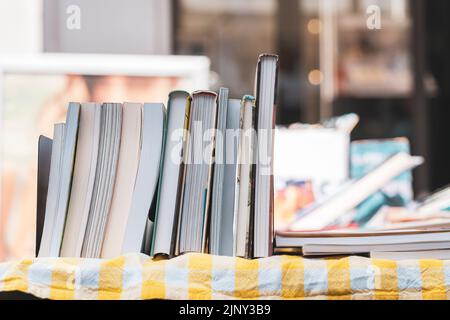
[175,0,276,97]
[313,0,414,140]
[43,0,172,54]
[335,0,412,97]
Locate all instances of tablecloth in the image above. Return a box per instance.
[0,253,449,299]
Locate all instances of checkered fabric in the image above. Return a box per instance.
[0,253,449,299]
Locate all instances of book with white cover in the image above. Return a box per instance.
[290,152,424,231]
[101,103,143,258]
[218,98,241,256]
[370,250,450,260]
[254,54,279,258]
[209,88,229,255]
[50,103,80,257]
[82,103,122,258]
[120,103,165,255]
[303,241,450,256]
[234,95,256,258]
[38,123,65,257]
[209,96,240,256]
[151,91,190,256]
[39,103,80,257]
[179,91,218,254]
[276,228,450,253]
[61,103,101,257]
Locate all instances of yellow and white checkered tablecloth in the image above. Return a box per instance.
[0,253,449,299]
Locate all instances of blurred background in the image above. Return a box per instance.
[0,0,449,260]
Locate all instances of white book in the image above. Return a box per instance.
[82,103,122,258]
[179,91,218,254]
[209,87,229,255]
[39,103,80,258]
[101,103,143,258]
[254,54,278,258]
[49,103,80,257]
[275,229,450,249]
[211,97,240,256]
[120,103,165,255]
[219,98,241,256]
[290,152,424,231]
[151,91,190,256]
[61,103,101,257]
[304,241,450,256]
[38,123,65,257]
[371,250,450,260]
[234,95,256,257]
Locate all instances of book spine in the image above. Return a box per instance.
[201,92,219,254]
[246,97,257,259]
[249,57,263,258]
[172,95,191,257]
[232,99,245,256]
[210,87,229,254]
[269,56,279,256]
[253,54,279,257]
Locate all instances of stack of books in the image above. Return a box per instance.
[275,153,450,259]
[272,114,450,260]
[37,54,279,259]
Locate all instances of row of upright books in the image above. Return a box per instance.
[37,54,279,259]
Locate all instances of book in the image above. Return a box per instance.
[303,241,450,256]
[178,91,218,254]
[289,153,424,231]
[82,103,122,258]
[209,88,229,255]
[39,102,80,257]
[38,124,66,257]
[120,103,165,256]
[50,103,81,257]
[51,103,80,257]
[351,138,413,203]
[370,250,450,260]
[209,96,240,256]
[351,138,414,224]
[276,229,450,256]
[60,103,101,257]
[254,54,279,258]
[36,135,52,256]
[234,95,256,258]
[151,91,190,257]
[101,103,143,258]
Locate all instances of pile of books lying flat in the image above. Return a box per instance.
[37,54,278,259]
[271,114,450,260]
[274,152,450,260]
